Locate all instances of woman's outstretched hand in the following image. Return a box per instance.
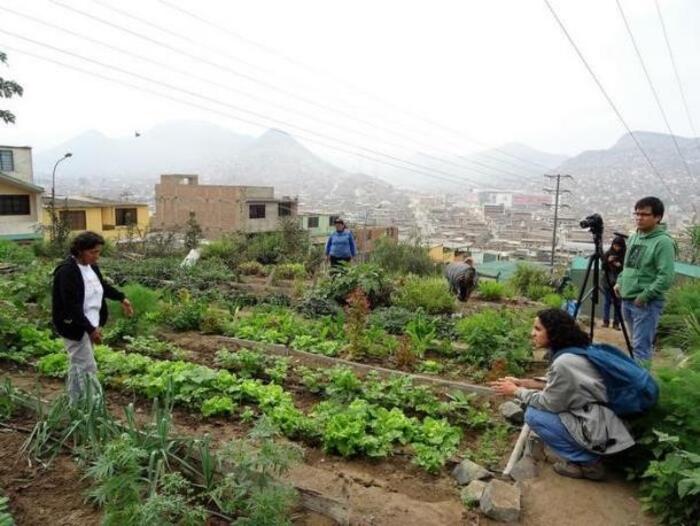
[489,378,519,396]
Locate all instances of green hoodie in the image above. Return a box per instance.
[618,224,676,302]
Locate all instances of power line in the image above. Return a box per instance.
[49,0,536,185]
[1,6,522,186]
[156,0,554,174]
[3,27,513,190]
[653,0,700,150]
[542,0,691,215]
[615,0,695,184]
[0,40,502,191]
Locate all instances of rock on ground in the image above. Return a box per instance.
[509,456,539,482]
[499,401,524,425]
[451,459,491,485]
[480,479,521,523]
[461,480,488,507]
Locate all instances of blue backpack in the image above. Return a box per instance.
[559,343,659,416]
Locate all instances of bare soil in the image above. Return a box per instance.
[0,415,101,526]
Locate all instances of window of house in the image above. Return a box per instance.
[278,202,292,217]
[307,216,319,228]
[0,195,30,215]
[249,204,266,219]
[115,207,137,226]
[0,150,14,172]
[59,210,87,231]
[329,215,338,226]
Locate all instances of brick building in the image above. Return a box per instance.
[153,174,298,239]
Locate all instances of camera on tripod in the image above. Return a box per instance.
[580,213,604,236]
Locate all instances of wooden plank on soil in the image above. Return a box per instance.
[216,336,494,396]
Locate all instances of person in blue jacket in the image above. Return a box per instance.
[325,218,356,268]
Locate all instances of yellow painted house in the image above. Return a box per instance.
[41,196,150,241]
[0,145,44,242]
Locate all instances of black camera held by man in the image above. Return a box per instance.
[580,213,604,236]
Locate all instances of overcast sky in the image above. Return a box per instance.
[0,0,699,171]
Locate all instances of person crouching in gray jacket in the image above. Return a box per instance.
[444,257,477,302]
[490,308,634,481]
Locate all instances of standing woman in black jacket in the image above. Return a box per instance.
[52,231,132,403]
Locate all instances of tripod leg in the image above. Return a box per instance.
[601,262,634,358]
[574,254,596,319]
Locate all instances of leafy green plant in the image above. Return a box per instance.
[509,263,549,296]
[123,336,185,359]
[541,292,564,309]
[477,280,507,301]
[273,263,306,281]
[455,308,532,373]
[201,395,236,417]
[526,284,554,301]
[369,238,438,276]
[37,352,68,378]
[200,306,233,335]
[239,261,267,276]
[659,280,700,348]
[467,423,511,467]
[317,263,393,307]
[410,417,462,473]
[0,490,13,526]
[404,313,437,357]
[369,306,416,335]
[417,360,443,375]
[392,276,454,315]
[639,432,700,526]
[158,290,206,331]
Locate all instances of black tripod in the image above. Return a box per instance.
[573,219,633,357]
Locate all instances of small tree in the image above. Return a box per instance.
[183,211,202,250]
[1,51,23,124]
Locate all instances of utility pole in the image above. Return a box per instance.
[544,174,573,271]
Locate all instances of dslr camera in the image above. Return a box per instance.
[580,213,604,235]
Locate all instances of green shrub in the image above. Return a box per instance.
[200,307,233,335]
[658,280,700,348]
[158,290,206,331]
[108,283,161,325]
[392,276,454,315]
[0,239,34,264]
[369,238,439,276]
[477,280,506,301]
[274,263,306,280]
[639,433,700,526]
[455,308,532,372]
[541,293,564,309]
[317,264,393,307]
[509,263,549,296]
[526,284,554,301]
[369,306,416,335]
[239,261,267,276]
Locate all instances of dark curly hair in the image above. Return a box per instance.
[69,231,105,256]
[537,308,590,352]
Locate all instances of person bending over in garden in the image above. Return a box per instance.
[52,231,133,403]
[444,257,477,302]
[490,309,634,481]
[325,218,356,269]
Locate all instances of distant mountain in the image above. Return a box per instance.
[34,121,253,181]
[557,131,699,218]
[33,121,396,203]
[373,142,568,191]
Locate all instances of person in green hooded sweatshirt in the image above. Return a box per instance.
[614,196,675,361]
